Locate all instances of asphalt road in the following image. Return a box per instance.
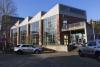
[0,52,100,67]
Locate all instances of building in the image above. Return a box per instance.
[11,16,31,45]
[29,11,46,46]
[10,4,94,52]
[41,4,87,51]
[90,20,100,40]
[10,20,21,46]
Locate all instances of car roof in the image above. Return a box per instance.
[17,44,33,45]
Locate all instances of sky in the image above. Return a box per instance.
[13,0,100,21]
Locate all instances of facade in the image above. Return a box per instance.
[10,4,94,52]
[90,21,100,40]
[41,4,87,51]
[29,11,46,45]
[19,17,29,44]
[11,20,20,46]
[11,17,32,45]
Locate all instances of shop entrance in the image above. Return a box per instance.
[69,29,85,46]
[64,35,68,45]
[63,29,85,46]
[70,33,85,45]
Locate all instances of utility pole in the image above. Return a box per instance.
[2,32,6,54]
[4,32,6,52]
[92,21,95,41]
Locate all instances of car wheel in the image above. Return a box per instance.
[34,50,40,54]
[17,50,23,55]
[94,52,99,58]
[79,51,85,57]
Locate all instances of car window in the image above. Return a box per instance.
[88,42,96,46]
[16,45,20,47]
[29,45,34,47]
[82,43,87,47]
[22,45,34,47]
[22,45,29,47]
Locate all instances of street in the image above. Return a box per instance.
[0,52,100,67]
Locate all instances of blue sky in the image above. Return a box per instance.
[13,0,100,21]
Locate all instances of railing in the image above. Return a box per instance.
[62,22,85,31]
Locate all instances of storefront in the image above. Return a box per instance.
[11,4,93,52]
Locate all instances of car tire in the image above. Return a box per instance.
[94,52,99,58]
[79,51,85,57]
[34,50,40,54]
[17,50,23,55]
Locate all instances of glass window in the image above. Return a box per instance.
[70,7,85,15]
[30,21,39,45]
[22,45,29,47]
[62,20,68,29]
[20,25,27,44]
[11,28,17,44]
[88,42,96,46]
[43,15,57,45]
[60,5,86,15]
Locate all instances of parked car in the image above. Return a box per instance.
[78,39,100,58]
[14,44,42,54]
[68,43,77,51]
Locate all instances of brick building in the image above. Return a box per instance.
[10,4,94,52]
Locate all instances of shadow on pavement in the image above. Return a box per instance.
[44,55,100,67]
[42,47,56,53]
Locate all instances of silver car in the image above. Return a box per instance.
[14,44,42,54]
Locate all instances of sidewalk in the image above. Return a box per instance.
[0,50,14,55]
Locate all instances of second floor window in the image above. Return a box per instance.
[62,20,67,29]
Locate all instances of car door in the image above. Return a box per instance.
[21,45,28,52]
[86,42,96,55]
[28,45,35,53]
[82,46,89,54]
[21,45,32,52]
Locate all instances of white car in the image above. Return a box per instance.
[14,44,42,54]
[78,39,100,58]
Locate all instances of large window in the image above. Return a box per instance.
[70,7,86,15]
[62,20,67,29]
[88,42,96,46]
[12,28,17,45]
[30,21,39,45]
[43,15,57,45]
[60,4,86,16]
[20,25,27,44]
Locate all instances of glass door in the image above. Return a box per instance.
[64,35,68,45]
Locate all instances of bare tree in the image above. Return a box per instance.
[0,0,17,53]
[0,0,17,16]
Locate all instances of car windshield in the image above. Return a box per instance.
[88,42,96,46]
[16,45,20,47]
[29,45,35,48]
[80,43,87,47]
